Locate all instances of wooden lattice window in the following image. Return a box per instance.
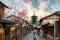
[0,24,2,28]
[0,15,4,18]
[0,35,2,40]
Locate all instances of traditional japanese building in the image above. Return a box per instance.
[7,14,32,40]
[7,15,22,40]
[39,11,60,24]
[0,1,9,18]
[0,1,17,40]
[7,15,20,22]
[0,19,16,40]
[39,11,60,36]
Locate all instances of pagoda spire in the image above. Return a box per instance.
[31,10,38,24]
[33,10,36,16]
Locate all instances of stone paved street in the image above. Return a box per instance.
[23,30,45,40]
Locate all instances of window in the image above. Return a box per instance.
[0,15,4,18]
[0,35,2,40]
[0,24,2,28]
[0,15,1,18]
[0,26,1,28]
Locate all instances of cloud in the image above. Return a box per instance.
[30,0,40,9]
[13,0,20,3]
[40,0,56,13]
[23,0,30,3]
[22,0,40,9]
[1,0,60,19]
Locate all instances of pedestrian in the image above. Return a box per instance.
[33,30,37,40]
[33,38,37,40]
[37,25,41,35]
[43,32,47,39]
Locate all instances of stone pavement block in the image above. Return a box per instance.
[46,34,54,40]
[23,30,45,40]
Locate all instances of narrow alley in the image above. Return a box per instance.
[23,30,45,40]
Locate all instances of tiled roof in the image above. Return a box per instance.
[39,11,60,22]
[0,1,9,8]
[0,18,17,24]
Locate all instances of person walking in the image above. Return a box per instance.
[37,25,41,35]
[33,30,37,40]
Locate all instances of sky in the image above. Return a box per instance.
[0,0,60,20]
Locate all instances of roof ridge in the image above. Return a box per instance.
[0,1,9,8]
[40,11,60,20]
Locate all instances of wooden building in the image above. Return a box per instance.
[7,15,20,22]
[39,11,60,36]
[0,19,16,40]
[7,15,23,40]
[0,1,17,40]
[0,1,9,40]
[7,15,32,40]
[0,1,9,18]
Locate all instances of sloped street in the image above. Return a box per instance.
[23,30,45,40]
